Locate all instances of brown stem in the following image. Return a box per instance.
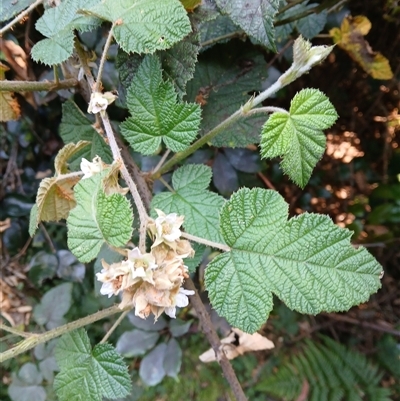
[185,278,248,401]
[0,79,79,92]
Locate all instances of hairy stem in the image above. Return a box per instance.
[95,23,115,92]
[75,39,149,251]
[0,0,45,36]
[151,78,284,179]
[0,305,123,363]
[0,79,79,92]
[0,323,37,338]
[244,106,289,116]
[181,232,231,252]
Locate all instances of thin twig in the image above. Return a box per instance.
[152,149,171,175]
[0,323,37,339]
[0,305,124,363]
[0,78,79,92]
[201,31,246,48]
[100,310,129,344]
[39,223,56,253]
[0,0,45,36]
[181,232,231,252]
[95,23,115,92]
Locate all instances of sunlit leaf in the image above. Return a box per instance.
[260,88,338,187]
[329,15,393,80]
[83,0,191,54]
[205,188,383,333]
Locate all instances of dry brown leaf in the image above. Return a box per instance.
[199,328,274,363]
[0,62,21,122]
[329,15,393,80]
[0,218,12,233]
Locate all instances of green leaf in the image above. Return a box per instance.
[205,187,383,333]
[67,170,133,262]
[83,0,191,54]
[8,363,46,401]
[31,0,101,65]
[120,55,201,155]
[33,283,73,329]
[215,0,280,50]
[158,34,200,99]
[297,3,328,39]
[59,101,112,167]
[151,164,225,244]
[185,47,268,147]
[54,329,131,401]
[1,0,35,22]
[116,330,159,357]
[260,88,338,188]
[29,204,38,237]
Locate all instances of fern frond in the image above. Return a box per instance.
[256,335,392,401]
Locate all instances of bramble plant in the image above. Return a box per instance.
[0,1,388,401]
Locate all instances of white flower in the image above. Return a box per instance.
[80,156,103,179]
[87,91,117,115]
[165,288,194,318]
[149,209,185,249]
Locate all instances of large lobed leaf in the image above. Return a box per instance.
[120,55,201,155]
[31,0,101,65]
[151,164,225,244]
[54,329,131,401]
[215,0,280,50]
[260,88,338,188]
[67,170,133,262]
[205,187,383,333]
[83,0,191,54]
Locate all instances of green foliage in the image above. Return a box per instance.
[257,336,392,401]
[59,101,112,167]
[215,0,280,50]
[8,363,46,401]
[54,329,131,401]
[31,0,101,65]
[1,0,35,22]
[185,47,268,147]
[205,187,382,333]
[33,283,73,329]
[67,170,133,262]
[121,55,201,154]
[83,0,191,53]
[152,164,225,244]
[260,88,338,187]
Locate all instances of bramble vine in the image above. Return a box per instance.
[1,1,386,401]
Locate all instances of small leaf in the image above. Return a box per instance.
[152,164,225,244]
[169,319,192,337]
[139,343,167,386]
[59,101,112,166]
[54,141,91,175]
[163,339,182,378]
[215,0,280,50]
[31,0,101,65]
[1,0,35,22]
[8,363,46,401]
[83,0,191,54]
[67,170,133,262]
[116,330,159,357]
[34,174,80,224]
[224,148,263,173]
[205,188,383,333]
[120,55,201,155]
[296,4,327,39]
[28,250,58,286]
[329,15,393,80]
[0,90,21,122]
[54,329,131,401]
[33,283,73,329]
[56,249,86,282]
[260,88,338,187]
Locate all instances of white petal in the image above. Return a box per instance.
[165,306,176,319]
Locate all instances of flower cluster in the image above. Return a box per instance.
[96,209,195,320]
